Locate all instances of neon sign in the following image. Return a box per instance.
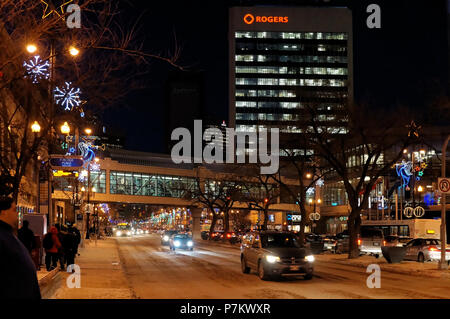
[243,14,288,25]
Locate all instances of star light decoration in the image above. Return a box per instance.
[54,82,82,111]
[41,0,73,19]
[23,55,50,83]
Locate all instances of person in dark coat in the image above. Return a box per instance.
[68,224,81,256]
[0,197,41,299]
[18,220,36,253]
[62,228,76,269]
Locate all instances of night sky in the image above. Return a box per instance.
[102,0,449,154]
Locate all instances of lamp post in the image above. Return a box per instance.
[31,121,41,215]
[439,135,450,270]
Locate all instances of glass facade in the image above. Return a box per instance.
[109,171,195,198]
[233,31,350,148]
[53,170,106,194]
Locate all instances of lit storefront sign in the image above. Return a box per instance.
[243,13,289,25]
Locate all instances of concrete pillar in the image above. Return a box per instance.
[190,207,202,240]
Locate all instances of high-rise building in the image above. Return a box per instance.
[165,70,205,153]
[229,6,353,155]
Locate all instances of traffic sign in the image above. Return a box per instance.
[49,155,84,170]
[438,178,450,194]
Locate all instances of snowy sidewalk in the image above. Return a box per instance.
[315,253,450,279]
[46,238,136,299]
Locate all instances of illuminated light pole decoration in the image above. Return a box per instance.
[23,55,50,83]
[54,82,82,111]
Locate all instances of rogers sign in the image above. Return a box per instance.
[243,13,288,25]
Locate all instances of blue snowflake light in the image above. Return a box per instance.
[54,82,81,111]
[23,55,50,83]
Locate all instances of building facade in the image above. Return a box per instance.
[229,6,353,154]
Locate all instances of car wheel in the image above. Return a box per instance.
[257,260,270,281]
[375,254,380,259]
[418,253,425,263]
[304,273,313,280]
[241,256,250,274]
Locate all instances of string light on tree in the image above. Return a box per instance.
[54,82,81,111]
[23,55,50,83]
[41,0,74,19]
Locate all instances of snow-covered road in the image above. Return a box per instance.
[113,234,450,299]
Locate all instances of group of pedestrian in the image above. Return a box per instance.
[42,222,81,272]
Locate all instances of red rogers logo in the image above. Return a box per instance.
[243,13,288,25]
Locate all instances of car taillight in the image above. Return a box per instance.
[357,239,362,246]
[226,233,231,238]
[428,246,439,251]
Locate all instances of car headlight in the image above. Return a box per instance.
[265,255,280,263]
[163,235,169,241]
[127,231,131,236]
[174,241,181,247]
[116,231,122,236]
[305,255,315,262]
[187,241,193,247]
[145,230,149,234]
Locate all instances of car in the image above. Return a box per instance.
[114,224,132,237]
[169,234,194,251]
[384,235,413,247]
[358,227,385,257]
[403,238,450,262]
[161,230,178,245]
[240,231,314,281]
[322,235,338,252]
[304,233,324,254]
[335,230,350,254]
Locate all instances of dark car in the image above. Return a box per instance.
[240,231,314,281]
[161,230,179,245]
[169,234,194,251]
[335,230,350,254]
[321,235,338,252]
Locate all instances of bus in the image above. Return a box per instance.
[361,219,441,240]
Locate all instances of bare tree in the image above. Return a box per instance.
[0,0,183,202]
[304,102,419,258]
[240,165,280,231]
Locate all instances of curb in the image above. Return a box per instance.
[318,256,450,279]
[38,268,62,299]
[38,268,59,286]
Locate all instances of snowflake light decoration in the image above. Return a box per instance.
[316,178,324,187]
[23,55,50,83]
[306,187,315,195]
[54,82,81,111]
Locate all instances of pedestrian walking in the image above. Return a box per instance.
[18,220,36,254]
[68,223,81,257]
[43,226,61,271]
[0,197,41,299]
[62,228,76,270]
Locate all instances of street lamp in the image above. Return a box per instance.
[31,121,41,133]
[26,44,37,54]
[61,121,70,134]
[69,46,80,57]
[84,128,92,135]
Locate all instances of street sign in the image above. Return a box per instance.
[292,215,301,222]
[438,178,450,194]
[49,155,83,170]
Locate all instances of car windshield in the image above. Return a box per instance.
[165,230,178,236]
[117,225,131,230]
[174,235,190,240]
[260,234,301,248]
